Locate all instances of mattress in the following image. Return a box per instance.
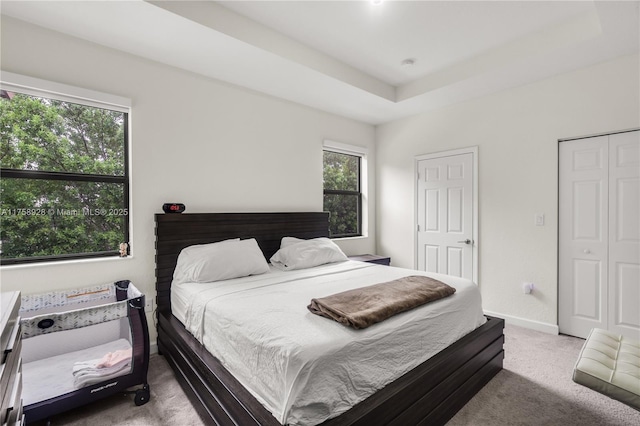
[172,260,486,425]
[22,338,132,406]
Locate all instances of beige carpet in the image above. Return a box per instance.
[32,324,640,425]
[448,325,640,426]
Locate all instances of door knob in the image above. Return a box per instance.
[458,239,472,245]
[584,249,591,254]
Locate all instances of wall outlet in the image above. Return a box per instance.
[145,297,154,312]
[522,282,534,294]
[535,214,545,226]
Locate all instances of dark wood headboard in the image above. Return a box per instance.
[154,212,330,315]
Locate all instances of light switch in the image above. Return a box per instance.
[535,213,545,226]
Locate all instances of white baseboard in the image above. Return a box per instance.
[484,311,559,335]
[150,341,158,355]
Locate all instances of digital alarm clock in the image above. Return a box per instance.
[162,203,186,214]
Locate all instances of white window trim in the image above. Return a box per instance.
[323,139,368,157]
[1,71,131,112]
[0,71,134,264]
[323,140,368,238]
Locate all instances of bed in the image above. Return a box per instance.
[155,212,504,425]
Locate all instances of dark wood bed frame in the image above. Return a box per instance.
[155,212,504,426]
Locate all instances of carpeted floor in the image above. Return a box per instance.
[447,325,640,426]
[32,324,640,425]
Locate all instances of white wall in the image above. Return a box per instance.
[0,17,376,344]
[3,14,638,339]
[376,54,640,330]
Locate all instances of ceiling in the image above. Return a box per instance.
[2,1,638,125]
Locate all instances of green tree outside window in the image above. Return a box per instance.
[0,92,129,264]
[323,150,361,237]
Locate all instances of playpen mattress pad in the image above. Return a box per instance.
[22,338,132,406]
[172,260,486,425]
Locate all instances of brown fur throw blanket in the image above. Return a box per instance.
[307,275,456,329]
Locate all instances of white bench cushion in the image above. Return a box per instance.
[573,328,640,410]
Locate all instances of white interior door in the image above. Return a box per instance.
[559,136,609,338]
[607,131,640,339]
[559,130,640,340]
[416,151,474,280]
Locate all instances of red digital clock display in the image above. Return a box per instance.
[162,203,185,214]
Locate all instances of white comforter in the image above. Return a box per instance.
[172,261,485,425]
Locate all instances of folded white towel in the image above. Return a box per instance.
[72,359,130,376]
[73,362,131,388]
[72,348,133,388]
[73,361,130,377]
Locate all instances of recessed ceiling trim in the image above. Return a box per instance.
[397,6,603,102]
[148,0,396,102]
[1,1,637,125]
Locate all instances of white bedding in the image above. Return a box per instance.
[172,260,485,425]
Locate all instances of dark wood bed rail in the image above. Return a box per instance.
[158,311,504,426]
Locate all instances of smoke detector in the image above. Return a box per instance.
[401,58,416,68]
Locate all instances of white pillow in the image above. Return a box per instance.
[173,238,269,284]
[270,237,348,271]
[280,236,304,248]
[173,238,238,284]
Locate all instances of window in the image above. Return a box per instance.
[0,73,131,265]
[323,141,366,238]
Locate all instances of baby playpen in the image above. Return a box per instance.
[19,280,150,424]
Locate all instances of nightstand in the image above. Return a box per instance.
[348,254,391,266]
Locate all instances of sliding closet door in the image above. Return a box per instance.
[559,130,640,340]
[607,131,640,338]
[559,136,609,338]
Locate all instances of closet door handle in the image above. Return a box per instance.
[458,239,472,245]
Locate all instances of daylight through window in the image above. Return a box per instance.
[0,85,130,265]
[323,149,362,237]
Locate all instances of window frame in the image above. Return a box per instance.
[323,140,367,239]
[0,72,132,266]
